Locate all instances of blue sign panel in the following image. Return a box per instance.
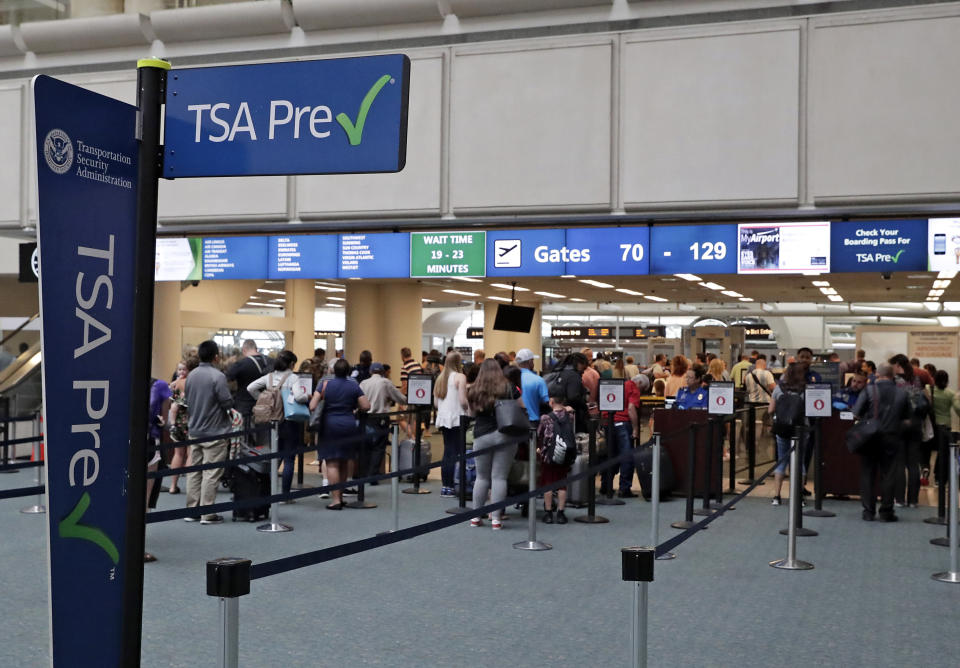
[339,233,409,278]
[486,229,566,277]
[202,236,269,279]
[164,55,410,177]
[562,227,650,276]
[650,224,738,275]
[34,75,137,667]
[831,219,928,273]
[268,235,338,279]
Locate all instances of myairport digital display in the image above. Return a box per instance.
[737,222,830,274]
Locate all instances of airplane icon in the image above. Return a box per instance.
[494,239,521,268]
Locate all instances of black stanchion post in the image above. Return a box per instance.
[347,413,376,509]
[596,412,625,506]
[671,423,699,530]
[925,429,950,525]
[0,421,17,474]
[575,418,609,524]
[781,427,817,537]
[621,547,654,668]
[726,412,737,493]
[296,450,304,488]
[693,419,717,517]
[804,417,834,518]
[446,417,470,515]
[207,558,251,668]
[739,403,760,485]
[403,407,430,495]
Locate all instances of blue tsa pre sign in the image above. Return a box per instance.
[34,75,138,667]
[164,54,410,177]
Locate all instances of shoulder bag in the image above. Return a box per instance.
[495,391,530,437]
[845,385,880,454]
[308,380,328,432]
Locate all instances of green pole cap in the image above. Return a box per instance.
[137,58,171,70]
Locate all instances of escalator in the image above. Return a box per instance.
[0,314,42,420]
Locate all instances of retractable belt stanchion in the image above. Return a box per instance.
[804,417,834,518]
[649,433,675,560]
[403,407,430,495]
[693,419,718,517]
[770,435,814,571]
[347,413,376,509]
[621,547,654,668]
[575,418,609,524]
[596,411,625,506]
[514,429,552,551]
[20,413,45,514]
[207,558,251,668]
[257,422,292,533]
[726,412,737,494]
[378,422,401,536]
[925,429,951,526]
[931,434,955,548]
[296,450,304,488]
[781,427,817,537]
[671,422,700,530]
[932,441,960,583]
[446,417,470,515]
[739,403,761,485]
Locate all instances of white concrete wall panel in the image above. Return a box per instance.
[75,78,136,106]
[810,15,960,202]
[622,28,800,206]
[450,42,612,211]
[159,176,288,220]
[297,55,442,217]
[0,87,21,223]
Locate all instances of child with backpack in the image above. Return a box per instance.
[537,389,578,524]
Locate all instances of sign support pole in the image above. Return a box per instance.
[121,58,169,668]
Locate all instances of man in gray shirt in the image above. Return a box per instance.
[183,340,233,524]
[359,362,407,479]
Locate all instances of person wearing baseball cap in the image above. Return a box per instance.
[359,362,407,481]
[516,348,549,425]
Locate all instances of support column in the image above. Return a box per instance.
[344,283,381,365]
[482,301,543,372]
[345,282,423,373]
[285,279,316,364]
[151,281,181,380]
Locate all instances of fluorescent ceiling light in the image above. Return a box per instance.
[721,290,743,297]
[827,295,844,302]
[421,298,435,303]
[451,276,482,283]
[929,290,945,297]
[738,297,754,302]
[938,316,960,327]
[560,275,577,278]
[326,303,344,308]
[927,296,941,302]
[880,316,937,325]
[256,288,286,295]
[811,281,830,287]
[569,298,587,302]
[490,283,529,291]
[938,270,958,279]
[535,291,566,299]
[245,302,284,309]
[943,302,960,311]
[644,295,669,302]
[315,286,346,292]
[486,296,513,302]
[923,302,941,311]
[579,279,614,288]
[615,288,644,296]
[442,289,480,297]
[270,298,286,303]
[674,273,702,282]
[699,282,725,291]
[326,296,345,301]
[819,287,837,295]
[933,280,952,289]
[850,304,906,312]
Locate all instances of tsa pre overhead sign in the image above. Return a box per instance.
[163,55,410,177]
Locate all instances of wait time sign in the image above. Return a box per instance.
[410,231,486,278]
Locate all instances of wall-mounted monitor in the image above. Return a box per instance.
[493,304,535,333]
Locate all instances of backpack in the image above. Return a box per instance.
[542,412,578,467]
[772,387,804,437]
[905,384,930,418]
[252,372,291,424]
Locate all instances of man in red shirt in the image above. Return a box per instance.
[911,357,934,387]
[599,376,642,498]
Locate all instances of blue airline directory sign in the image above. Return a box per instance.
[269,234,338,279]
[339,232,410,278]
[650,224,738,275]
[562,227,650,275]
[486,229,566,277]
[830,219,928,273]
[34,75,137,667]
[202,236,269,279]
[163,54,410,177]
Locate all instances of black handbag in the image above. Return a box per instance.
[495,398,530,437]
[308,381,327,433]
[845,385,879,454]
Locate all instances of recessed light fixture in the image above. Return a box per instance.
[819,287,837,295]
[929,290,945,297]
[326,303,344,308]
[675,274,702,282]
[256,288,286,295]
[326,296,345,301]
[442,289,480,297]
[560,275,577,278]
[579,279,614,288]
[721,290,743,298]
[245,302,284,309]
[535,291,566,299]
[699,282,725,291]
[738,297,754,302]
[569,298,587,302]
[421,298,435,303]
[927,296,941,302]
[451,276,482,283]
[270,298,286,303]
[811,281,830,287]
[490,283,529,291]
[827,295,844,302]
[938,270,958,279]
[933,280,952,289]
[644,295,668,302]
[802,271,825,276]
[486,296,513,302]
[615,288,644,296]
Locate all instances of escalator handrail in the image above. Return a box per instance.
[0,313,39,349]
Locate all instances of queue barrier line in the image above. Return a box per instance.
[146,441,323,479]
[249,447,637,580]
[0,460,42,473]
[0,485,45,500]
[157,426,268,451]
[0,415,38,425]
[0,435,43,447]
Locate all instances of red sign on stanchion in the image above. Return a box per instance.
[599,379,625,412]
[708,382,734,415]
[407,374,433,406]
[805,384,832,417]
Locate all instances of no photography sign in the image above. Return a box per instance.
[708,382,734,415]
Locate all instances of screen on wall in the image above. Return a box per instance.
[155,237,202,281]
[202,236,269,279]
[928,218,960,272]
[736,222,830,274]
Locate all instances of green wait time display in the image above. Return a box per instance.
[410,231,487,278]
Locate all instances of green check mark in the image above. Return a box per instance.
[58,492,119,565]
[336,74,392,146]
[891,249,905,263]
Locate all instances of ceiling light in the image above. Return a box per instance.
[850,304,906,312]
[561,275,577,278]
[819,287,837,295]
[615,288,644,296]
[699,282,725,291]
[451,276,482,283]
[256,288,286,295]
[944,302,960,311]
[442,289,480,297]
[802,271,825,276]
[880,316,938,325]
[579,279,614,288]
[827,295,844,302]
[421,298,435,303]
[326,296,345,301]
[674,273,702,282]
[490,283,529,291]
[315,286,346,292]
[811,281,830,287]
[923,302,941,311]
[644,295,668,302]
[927,296,941,302]
[738,297,754,302]
[929,290,945,297]
[245,302,284,309]
[933,280,952,289]
[347,277,361,280]
[570,298,587,302]
[486,296,512,302]
[535,291,566,299]
[938,316,960,327]
[938,270,958,280]
[270,298,286,303]
[326,303,344,308]
[721,290,743,298]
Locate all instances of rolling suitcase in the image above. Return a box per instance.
[230,463,270,522]
[634,443,675,501]
[398,438,432,482]
[565,452,591,508]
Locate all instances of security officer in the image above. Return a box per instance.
[674,365,708,410]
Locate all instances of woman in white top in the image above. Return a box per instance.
[434,351,469,498]
[247,350,309,496]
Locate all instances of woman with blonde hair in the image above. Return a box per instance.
[434,351,468,498]
[707,358,725,382]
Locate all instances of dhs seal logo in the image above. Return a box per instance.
[43,129,73,175]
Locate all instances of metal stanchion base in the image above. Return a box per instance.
[256,522,292,533]
[595,496,625,506]
[445,505,471,514]
[780,527,818,537]
[670,520,698,529]
[402,487,431,495]
[932,570,960,583]
[513,540,552,551]
[738,478,764,486]
[20,505,45,514]
[345,501,377,509]
[924,516,948,525]
[656,551,677,561]
[769,558,814,570]
[930,536,949,547]
[574,514,609,524]
[692,508,717,517]
[803,509,836,518]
